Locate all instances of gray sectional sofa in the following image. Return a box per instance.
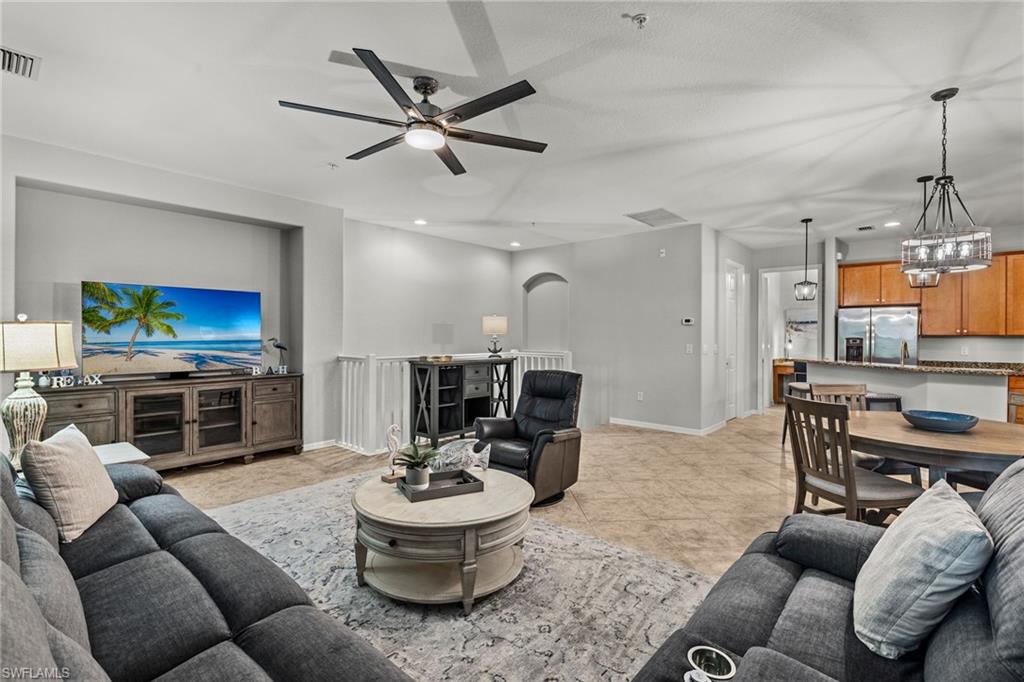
[636,458,1024,682]
[1,461,410,681]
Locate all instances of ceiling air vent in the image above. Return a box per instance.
[857,225,875,232]
[1,47,40,80]
[624,208,687,228]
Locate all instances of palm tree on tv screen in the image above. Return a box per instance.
[81,281,122,336]
[106,286,185,361]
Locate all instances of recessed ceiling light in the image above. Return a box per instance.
[509,241,521,248]
[884,221,901,227]
[413,219,427,225]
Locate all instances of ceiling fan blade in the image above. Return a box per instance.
[435,80,536,126]
[434,145,466,175]
[278,100,406,128]
[346,134,406,160]
[353,48,423,121]
[446,128,547,153]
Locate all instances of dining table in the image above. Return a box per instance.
[848,411,1024,487]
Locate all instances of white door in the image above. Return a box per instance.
[725,265,739,420]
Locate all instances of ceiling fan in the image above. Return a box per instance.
[279,48,547,176]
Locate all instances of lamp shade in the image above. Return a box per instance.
[482,315,508,336]
[0,320,77,372]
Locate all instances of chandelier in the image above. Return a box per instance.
[906,175,940,288]
[794,218,817,301]
[901,88,992,277]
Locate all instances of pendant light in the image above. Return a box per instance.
[901,88,992,277]
[794,218,817,301]
[907,175,941,288]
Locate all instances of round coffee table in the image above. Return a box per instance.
[352,469,533,615]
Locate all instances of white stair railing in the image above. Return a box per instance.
[336,350,572,454]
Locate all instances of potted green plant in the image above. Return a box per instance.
[395,441,438,491]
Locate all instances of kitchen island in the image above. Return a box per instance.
[803,359,1022,422]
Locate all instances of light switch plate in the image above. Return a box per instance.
[960,346,969,356]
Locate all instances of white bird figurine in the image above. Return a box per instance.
[263,337,288,367]
[386,424,402,474]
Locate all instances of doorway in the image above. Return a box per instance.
[523,272,570,351]
[757,266,821,412]
[724,260,744,421]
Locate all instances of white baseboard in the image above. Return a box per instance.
[303,440,339,451]
[609,417,726,436]
[740,409,762,418]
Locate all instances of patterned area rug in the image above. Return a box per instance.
[209,473,715,681]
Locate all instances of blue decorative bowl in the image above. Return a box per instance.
[902,410,979,433]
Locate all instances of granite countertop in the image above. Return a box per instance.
[801,358,1023,377]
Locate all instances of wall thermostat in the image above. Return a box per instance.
[681,317,695,326]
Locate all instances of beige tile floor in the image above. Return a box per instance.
[165,408,805,576]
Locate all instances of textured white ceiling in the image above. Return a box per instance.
[2,2,1021,251]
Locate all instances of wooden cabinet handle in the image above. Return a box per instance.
[272,387,278,391]
[75,403,84,409]
[388,539,397,548]
[252,420,258,425]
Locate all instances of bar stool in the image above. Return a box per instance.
[866,392,903,412]
[781,382,811,445]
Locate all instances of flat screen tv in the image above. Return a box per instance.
[81,281,262,376]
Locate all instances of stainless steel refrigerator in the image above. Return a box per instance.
[836,307,919,365]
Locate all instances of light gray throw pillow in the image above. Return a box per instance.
[20,424,117,543]
[853,479,993,659]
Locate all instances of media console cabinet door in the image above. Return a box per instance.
[124,387,191,458]
[192,382,248,454]
[252,398,299,446]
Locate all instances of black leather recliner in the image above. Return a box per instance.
[474,369,583,507]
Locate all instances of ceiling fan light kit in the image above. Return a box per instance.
[900,88,992,277]
[404,122,445,150]
[279,48,547,176]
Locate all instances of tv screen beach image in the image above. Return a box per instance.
[82,281,262,375]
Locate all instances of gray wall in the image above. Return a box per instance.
[341,219,512,356]
[511,226,705,430]
[2,136,344,447]
[14,186,291,367]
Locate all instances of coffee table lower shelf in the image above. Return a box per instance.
[359,545,524,615]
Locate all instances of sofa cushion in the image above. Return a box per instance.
[924,587,1018,681]
[854,480,993,659]
[77,550,232,682]
[129,493,225,547]
[685,534,802,655]
[487,438,532,472]
[2,504,19,573]
[236,604,409,682]
[45,623,111,681]
[734,647,835,682]
[16,526,91,649]
[20,424,118,542]
[776,514,884,583]
[153,641,273,682]
[60,503,161,580]
[974,458,1024,678]
[169,533,310,632]
[767,569,851,679]
[1,562,61,675]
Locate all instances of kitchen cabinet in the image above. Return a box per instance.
[920,272,963,336]
[879,263,921,305]
[963,255,1006,336]
[840,264,881,307]
[1008,254,1024,336]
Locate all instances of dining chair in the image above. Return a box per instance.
[785,395,923,522]
[809,383,923,488]
[780,382,811,446]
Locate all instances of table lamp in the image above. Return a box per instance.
[482,315,508,357]
[0,315,77,468]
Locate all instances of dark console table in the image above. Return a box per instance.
[39,374,302,471]
[410,358,514,447]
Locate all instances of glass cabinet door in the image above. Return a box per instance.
[194,384,246,452]
[128,390,188,456]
